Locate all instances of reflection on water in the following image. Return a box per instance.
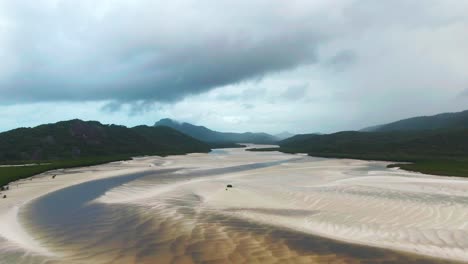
[2,165,459,264]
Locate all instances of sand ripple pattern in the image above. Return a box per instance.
[94,150,468,262]
[2,147,466,263]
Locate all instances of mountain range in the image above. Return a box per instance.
[279,130,468,161]
[273,131,295,140]
[154,118,278,143]
[3,109,467,186]
[264,109,468,177]
[0,119,210,162]
[3,109,467,163]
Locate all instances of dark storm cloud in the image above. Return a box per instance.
[0,0,326,104]
[324,50,357,72]
[2,0,468,135]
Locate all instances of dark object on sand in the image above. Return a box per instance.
[1,186,8,191]
[3,195,6,199]
[52,175,56,179]
[227,184,233,188]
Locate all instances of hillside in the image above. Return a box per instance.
[362,109,468,132]
[154,118,277,144]
[279,130,468,160]
[0,119,211,163]
[270,129,468,177]
[274,131,295,140]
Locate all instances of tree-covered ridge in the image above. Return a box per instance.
[274,129,468,177]
[362,109,468,132]
[0,119,211,163]
[280,130,468,161]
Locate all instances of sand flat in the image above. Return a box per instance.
[96,148,468,262]
[1,146,467,263]
[0,159,157,256]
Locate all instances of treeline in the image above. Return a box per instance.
[0,119,211,163]
[0,119,213,186]
[270,129,468,177]
[280,130,468,161]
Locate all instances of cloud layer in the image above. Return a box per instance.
[0,0,332,103]
[0,0,467,133]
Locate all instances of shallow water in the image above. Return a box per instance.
[1,151,461,264]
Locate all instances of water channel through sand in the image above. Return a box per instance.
[1,147,466,263]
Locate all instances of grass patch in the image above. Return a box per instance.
[388,160,468,177]
[0,155,133,187]
[0,147,218,187]
[246,147,281,152]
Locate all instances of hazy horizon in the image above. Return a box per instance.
[1,1,467,134]
[1,107,467,136]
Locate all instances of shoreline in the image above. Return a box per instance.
[94,150,468,262]
[0,157,160,256]
[247,148,468,178]
[0,148,467,262]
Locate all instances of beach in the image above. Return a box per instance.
[0,146,467,263]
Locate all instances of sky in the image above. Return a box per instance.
[0,0,467,134]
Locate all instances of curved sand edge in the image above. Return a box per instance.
[2,147,468,263]
[95,150,468,263]
[0,158,160,256]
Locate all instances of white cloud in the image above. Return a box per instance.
[0,0,467,133]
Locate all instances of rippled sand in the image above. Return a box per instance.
[1,146,467,263]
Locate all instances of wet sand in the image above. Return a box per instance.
[1,146,467,263]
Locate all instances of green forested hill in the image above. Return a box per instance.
[154,118,277,143]
[274,129,468,177]
[278,109,468,175]
[0,119,211,163]
[362,110,468,132]
[279,130,468,161]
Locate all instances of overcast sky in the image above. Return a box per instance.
[1,0,467,134]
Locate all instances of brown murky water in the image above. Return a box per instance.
[1,165,461,264]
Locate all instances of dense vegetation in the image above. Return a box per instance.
[388,160,468,178]
[0,119,211,186]
[3,109,468,186]
[206,142,246,149]
[273,129,468,177]
[154,118,277,143]
[280,130,468,160]
[0,119,211,162]
[0,156,132,187]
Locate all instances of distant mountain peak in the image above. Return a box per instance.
[155,118,181,125]
[361,109,468,132]
[274,131,295,140]
[154,118,277,143]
